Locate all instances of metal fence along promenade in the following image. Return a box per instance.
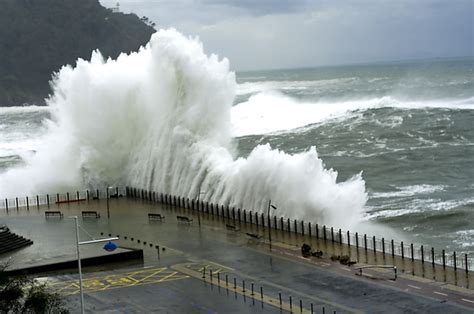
[1,186,472,288]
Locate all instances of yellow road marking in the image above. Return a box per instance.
[49,267,189,295]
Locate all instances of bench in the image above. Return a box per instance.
[246,232,262,240]
[45,211,63,218]
[177,215,193,223]
[148,213,165,221]
[226,224,240,232]
[82,211,100,218]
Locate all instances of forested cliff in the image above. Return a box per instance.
[0,0,155,106]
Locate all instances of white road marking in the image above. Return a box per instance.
[341,268,351,272]
[407,284,421,290]
[461,298,474,304]
[363,273,373,278]
[433,291,448,297]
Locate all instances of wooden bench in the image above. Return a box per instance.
[226,224,240,232]
[82,211,100,218]
[45,211,63,218]
[177,215,193,223]
[148,213,165,221]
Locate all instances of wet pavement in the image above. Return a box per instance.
[0,197,473,313]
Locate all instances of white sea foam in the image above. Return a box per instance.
[370,184,446,199]
[0,29,367,228]
[230,95,474,136]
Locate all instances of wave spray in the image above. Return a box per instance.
[0,29,367,228]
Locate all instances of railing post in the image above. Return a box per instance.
[391,239,395,257]
[294,219,297,234]
[465,253,469,274]
[442,249,446,269]
[280,217,284,231]
[364,234,367,251]
[339,229,342,244]
[421,245,424,265]
[382,238,385,256]
[355,232,359,249]
[331,227,334,242]
[401,241,404,260]
[453,251,457,271]
[301,220,304,235]
[15,197,19,210]
[308,222,312,237]
[315,224,319,239]
[431,248,435,268]
[26,196,29,210]
[410,243,414,262]
[347,231,350,247]
[36,195,39,208]
[46,194,50,206]
[287,218,291,232]
[373,236,376,254]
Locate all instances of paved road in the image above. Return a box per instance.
[1,198,473,313]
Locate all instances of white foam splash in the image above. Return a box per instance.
[0,29,367,228]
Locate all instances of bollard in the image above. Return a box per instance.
[218,272,220,284]
[391,239,395,257]
[250,211,253,224]
[279,292,282,307]
[301,220,304,235]
[243,209,246,222]
[280,217,284,231]
[67,192,70,202]
[311,303,314,314]
[309,222,312,237]
[401,241,404,259]
[294,220,297,234]
[287,218,291,232]
[355,232,359,249]
[242,280,245,293]
[96,189,99,199]
[202,267,206,279]
[453,251,457,271]
[5,198,8,212]
[339,229,342,245]
[364,234,367,251]
[274,215,277,230]
[410,243,414,262]
[255,212,259,227]
[373,236,376,254]
[239,209,242,222]
[316,224,319,239]
[432,247,435,267]
[251,283,254,296]
[421,245,424,265]
[36,195,39,208]
[210,269,213,282]
[300,299,303,313]
[323,225,327,241]
[382,238,385,256]
[234,277,236,290]
[260,286,263,299]
[233,208,236,221]
[347,230,350,247]
[226,275,228,286]
[261,213,265,227]
[76,191,80,200]
[289,296,292,310]
[322,306,325,314]
[15,197,19,210]
[331,227,334,242]
[26,196,29,210]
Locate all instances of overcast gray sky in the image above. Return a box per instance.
[100,0,473,71]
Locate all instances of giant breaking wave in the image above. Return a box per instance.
[0,29,367,228]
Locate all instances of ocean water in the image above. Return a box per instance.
[0,30,472,252]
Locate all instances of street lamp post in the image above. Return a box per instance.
[267,200,277,249]
[72,216,118,314]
